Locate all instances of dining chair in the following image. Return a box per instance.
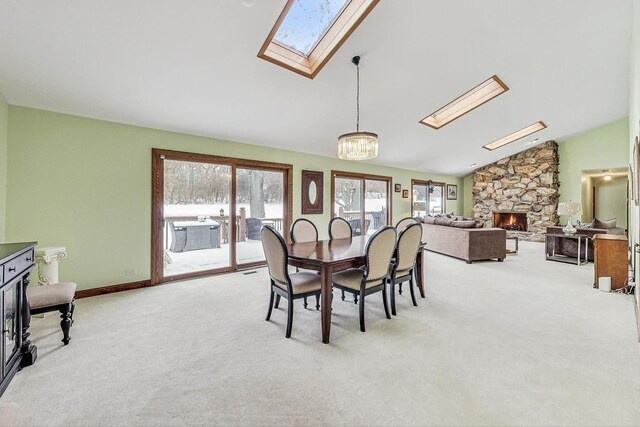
[328,217,352,239]
[395,216,421,234]
[262,225,322,338]
[290,218,318,243]
[387,222,423,315]
[332,226,397,332]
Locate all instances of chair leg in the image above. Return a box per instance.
[285,298,294,338]
[274,294,281,309]
[359,290,366,332]
[266,290,275,321]
[315,293,320,310]
[382,286,391,319]
[70,300,76,326]
[399,283,403,295]
[341,289,345,301]
[390,281,397,316]
[409,278,418,307]
[304,297,308,309]
[59,304,72,345]
[354,294,358,304]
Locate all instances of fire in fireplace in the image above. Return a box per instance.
[493,212,528,231]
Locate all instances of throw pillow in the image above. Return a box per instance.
[473,221,485,228]
[594,218,617,229]
[450,220,476,229]
[423,216,436,225]
[579,220,593,229]
[434,217,454,226]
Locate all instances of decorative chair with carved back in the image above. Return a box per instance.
[262,226,322,338]
[387,223,423,315]
[331,226,397,332]
[289,218,319,308]
[395,217,420,234]
[328,217,352,240]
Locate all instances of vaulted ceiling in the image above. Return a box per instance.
[0,0,632,176]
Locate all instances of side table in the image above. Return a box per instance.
[546,233,589,266]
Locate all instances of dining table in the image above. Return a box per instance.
[287,235,426,343]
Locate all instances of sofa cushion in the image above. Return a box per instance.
[594,218,617,229]
[474,221,485,228]
[423,216,436,225]
[451,220,476,229]
[434,217,454,226]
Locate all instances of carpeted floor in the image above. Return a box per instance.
[1,241,639,426]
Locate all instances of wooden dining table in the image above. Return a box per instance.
[287,235,425,343]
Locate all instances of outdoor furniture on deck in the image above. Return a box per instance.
[348,219,371,236]
[169,219,221,252]
[246,218,263,240]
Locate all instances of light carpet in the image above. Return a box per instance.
[1,241,639,426]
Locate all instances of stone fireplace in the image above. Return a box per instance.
[472,141,560,242]
[493,212,528,231]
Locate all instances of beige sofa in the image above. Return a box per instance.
[421,223,507,263]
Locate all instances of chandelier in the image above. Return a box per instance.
[338,56,379,161]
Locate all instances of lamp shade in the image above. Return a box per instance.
[557,202,581,215]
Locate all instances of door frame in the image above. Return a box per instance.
[151,148,293,285]
[411,179,446,217]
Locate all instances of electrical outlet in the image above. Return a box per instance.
[125,269,137,276]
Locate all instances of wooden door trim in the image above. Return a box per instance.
[411,179,447,217]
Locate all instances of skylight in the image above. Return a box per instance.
[273,0,350,57]
[483,121,547,151]
[420,75,509,129]
[258,0,379,79]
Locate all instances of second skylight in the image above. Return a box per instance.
[420,75,509,129]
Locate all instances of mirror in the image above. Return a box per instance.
[308,181,317,205]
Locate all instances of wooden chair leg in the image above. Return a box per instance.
[382,286,391,319]
[266,290,275,321]
[354,294,358,304]
[341,289,345,301]
[303,297,308,309]
[409,278,418,307]
[399,283,403,295]
[359,290,366,332]
[59,304,72,345]
[285,298,294,338]
[274,294,281,309]
[315,294,320,310]
[390,280,397,316]
[70,301,75,326]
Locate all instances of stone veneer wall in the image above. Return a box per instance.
[472,141,560,241]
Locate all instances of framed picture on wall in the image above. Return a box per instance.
[394,183,401,193]
[402,189,408,198]
[447,184,458,200]
[301,170,323,214]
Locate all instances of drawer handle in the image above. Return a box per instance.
[26,257,32,262]
[8,267,16,272]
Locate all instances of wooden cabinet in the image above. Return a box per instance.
[0,242,37,397]
[593,234,628,290]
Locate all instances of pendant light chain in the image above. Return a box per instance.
[356,61,360,133]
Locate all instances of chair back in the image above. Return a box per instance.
[290,218,318,243]
[329,217,352,239]
[395,223,423,272]
[364,226,397,282]
[396,217,420,234]
[261,226,290,287]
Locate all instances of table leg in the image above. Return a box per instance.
[416,249,425,298]
[320,265,333,344]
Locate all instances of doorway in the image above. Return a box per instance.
[151,149,292,285]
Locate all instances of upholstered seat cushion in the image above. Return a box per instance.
[275,272,321,295]
[332,269,383,291]
[28,282,76,309]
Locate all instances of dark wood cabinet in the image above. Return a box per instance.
[593,234,628,290]
[0,242,37,397]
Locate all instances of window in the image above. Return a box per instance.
[483,121,547,151]
[258,0,379,79]
[411,180,445,217]
[332,171,391,235]
[420,75,509,129]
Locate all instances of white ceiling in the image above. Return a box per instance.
[0,0,632,177]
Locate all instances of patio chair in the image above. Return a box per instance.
[246,218,263,240]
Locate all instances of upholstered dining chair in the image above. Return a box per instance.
[395,217,421,234]
[387,222,423,315]
[290,218,318,243]
[332,226,397,332]
[328,217,352,239]
[262,226,322,338]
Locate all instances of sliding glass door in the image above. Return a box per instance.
[152,149,292,285]
[332,171,391,235]
[411,180,445,217]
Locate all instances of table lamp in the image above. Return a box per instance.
[557,202,581,235]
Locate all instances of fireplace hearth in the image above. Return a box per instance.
[493,212,528,231]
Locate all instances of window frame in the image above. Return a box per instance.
[411,179,447,217]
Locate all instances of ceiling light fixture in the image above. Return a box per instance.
[419,75,509,129]
[338,56,378,161]
[483,121,547,151]
[527,138,540,145]
[604,175,612,181]
[470,163,478,168]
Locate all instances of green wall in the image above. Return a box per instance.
[594,176,627,229]
[5,106,463,290]
[557,117,629,222]
[462,174,473,218]
[0,90,8,242]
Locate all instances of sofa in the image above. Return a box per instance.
[420,219,506,263]
[545,224,625,262]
